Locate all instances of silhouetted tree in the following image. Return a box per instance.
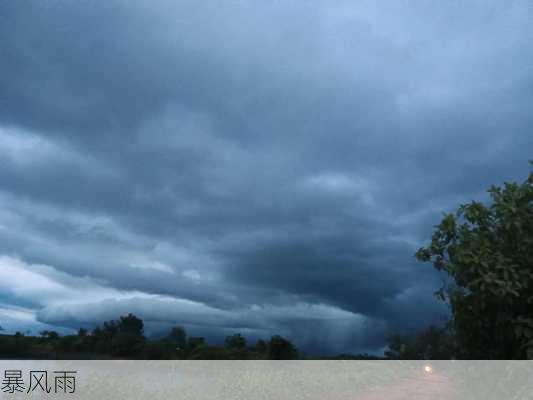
[268,335,298,359]
[40,330,59,340]
[254,339,268,354]
[112,314,145,356]
[118,314,144,335]
[167,326,187,350]
[224,333,246,350]
[143,339,176,359]
[187,336,205,351]
[89,314,146,356]
[385,325,454,359]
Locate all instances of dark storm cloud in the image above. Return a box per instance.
[0,0,532,354]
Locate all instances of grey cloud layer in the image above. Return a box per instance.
[0,0,531,354]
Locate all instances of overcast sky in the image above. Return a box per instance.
[0,0,532,354]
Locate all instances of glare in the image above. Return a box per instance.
[424,365,432,373]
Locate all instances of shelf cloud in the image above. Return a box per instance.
[0,0,531,354]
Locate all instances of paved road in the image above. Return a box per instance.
[354,369,456,400]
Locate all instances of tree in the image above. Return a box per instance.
[113,314,145,356]
[268,335,298,359]
[102,320,119,337]
[118,314,144,336]
[384,325,454,359]
[40,330,59,340]
[143,339,176,360]
[416,164,533,358]
[90,314,146,356]
[254,339,268,354]
[224,333,246,350]
[167,326,187,350]
[187,336,205,351]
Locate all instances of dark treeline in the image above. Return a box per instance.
[0,313,453,360]
[0,313,381,360]
[0,314,455,360]
[0,314,301,360]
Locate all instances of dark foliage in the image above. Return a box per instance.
[0,315,305,359]
[385,325,455,360]
[416,164,533,359]
[267,335,299,360]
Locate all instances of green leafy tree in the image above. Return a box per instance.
[416,164,533,358]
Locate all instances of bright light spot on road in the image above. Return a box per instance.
[424,365,432,373]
